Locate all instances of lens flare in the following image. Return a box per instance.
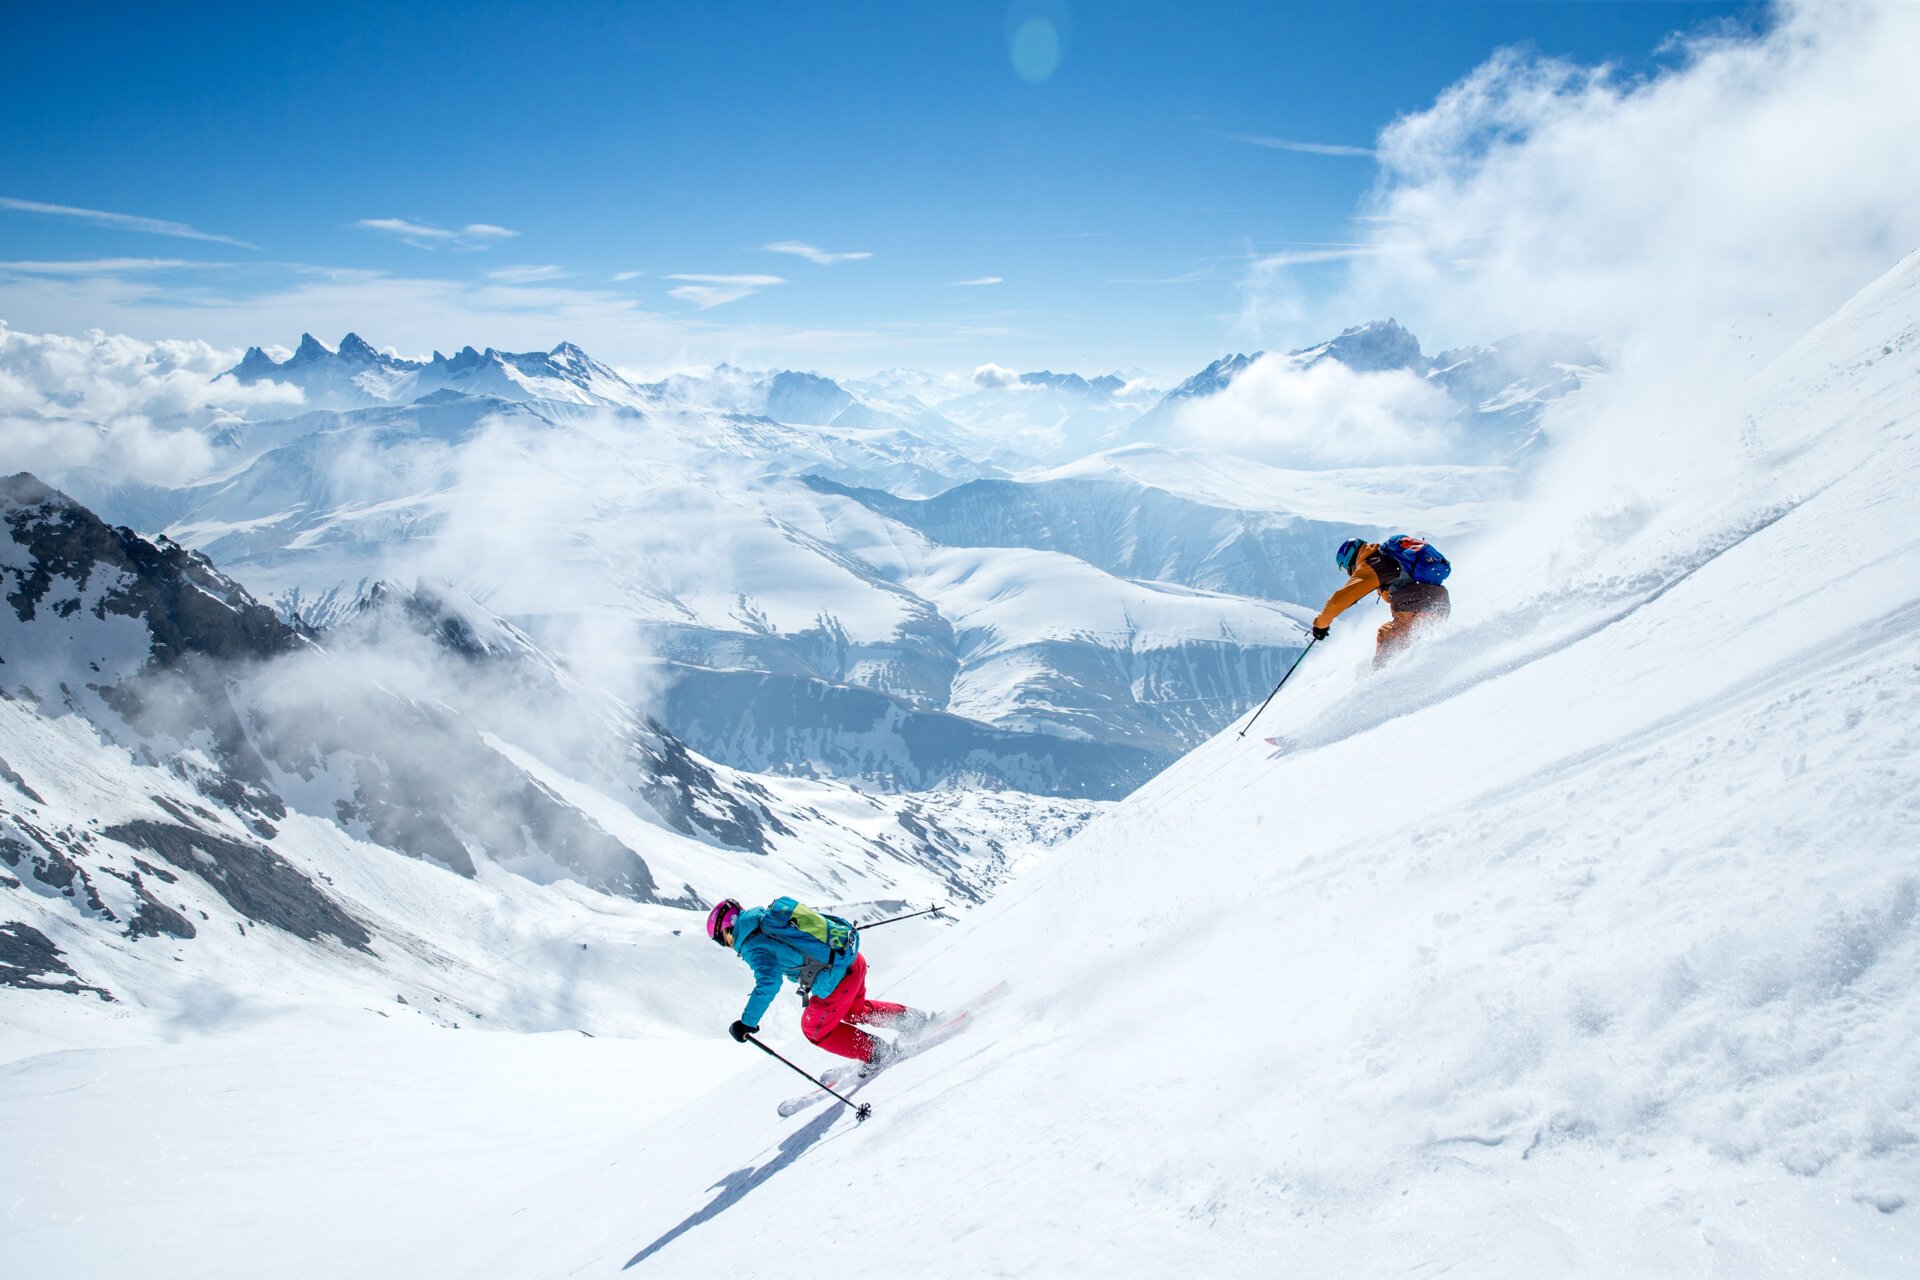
[1010,18,1061,83]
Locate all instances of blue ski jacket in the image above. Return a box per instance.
[731,905,855,1026]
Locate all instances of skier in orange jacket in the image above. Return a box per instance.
[1312,536,1451,668]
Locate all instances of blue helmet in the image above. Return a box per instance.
[1335,538,1364,575]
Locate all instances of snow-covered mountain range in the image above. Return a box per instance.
[48,316,1582,805]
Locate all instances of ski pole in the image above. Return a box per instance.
[859,902,948,930]
[746,1033,872,1123]
[1237,637,1318,738]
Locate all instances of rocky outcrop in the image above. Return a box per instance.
[0,921,112,1000]
[102,811,372,952]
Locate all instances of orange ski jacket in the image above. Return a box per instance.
[1315,543,1453,630]
[1313,543,1391,630]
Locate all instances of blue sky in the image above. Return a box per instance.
[0,1,1766,377]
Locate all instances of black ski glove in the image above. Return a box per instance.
[728,1020,758,1043]
[1310,624,1330,641]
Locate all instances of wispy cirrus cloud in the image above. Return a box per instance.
[0,266,1034,376]
[0,195,258,248]
[948,276,1003,287]
[759,240,872,266]
[354,217,519,251]
[665,273,784,308]
[1108,267,1217,285]
[485,264,570,284]
[611,270,646,282]
[1223,132,1376,158]
[0,258,205,275]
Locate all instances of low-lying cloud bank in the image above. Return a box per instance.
[0,323,300,485]
[1174,360,1459,468]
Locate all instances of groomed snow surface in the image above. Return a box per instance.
[9,254,1920,1276]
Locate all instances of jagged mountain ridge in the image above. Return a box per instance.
[227,332,638,410]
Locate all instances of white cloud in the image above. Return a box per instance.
[354,218,520,251]
[1172,356,1458,467]
[1310,1,1920,367]
[485,264,569,284]
[0,196,257,249]
[611,270,646,282]
[949,276,1003,287]
[0,322,302,486]
[760,241,872,266]
[664,273,785,309]
[1224,132,1376,158]
[0,258,202,275]
[971,362,1021,389]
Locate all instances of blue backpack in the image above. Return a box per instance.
[758,896,860,996]
[1377,534,1451,585]
[758,896,859,961]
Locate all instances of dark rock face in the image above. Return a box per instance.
[0,922,112,1000]
[348,580,510,663]
[1,472,307,667]
[102,816,372,952]
[5,820,114,919]
[0,756,45,805]
[126,885,197,940]
[634,719,791,855]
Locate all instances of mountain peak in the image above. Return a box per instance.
[335,332,380,364]
[1297,319,1428,374]
[229,346,281,380]
[287,333,332,366]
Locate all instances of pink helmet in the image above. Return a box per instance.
[706,898,742,945]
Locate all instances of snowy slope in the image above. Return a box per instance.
[192,250,1920,1278]
[521,251,1919,1275]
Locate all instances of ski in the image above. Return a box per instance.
[776,980,1010,1118]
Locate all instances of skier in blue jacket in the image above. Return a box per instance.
[708,898,930,1071]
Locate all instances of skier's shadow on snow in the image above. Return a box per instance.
[624,1105,845,1268]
